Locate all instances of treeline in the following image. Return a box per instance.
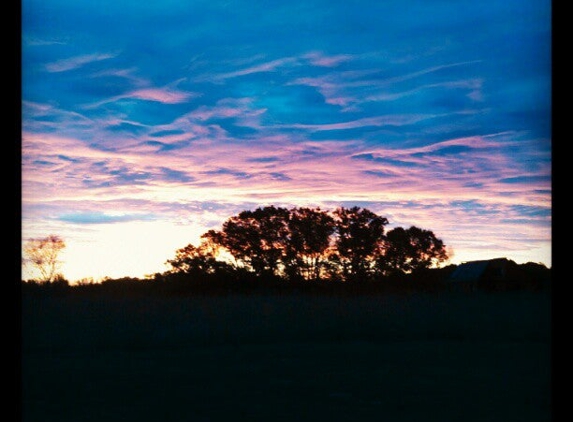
[166,206,448,283]
[20,261,550,297]
[21,206,551,296]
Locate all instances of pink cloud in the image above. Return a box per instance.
[359,133,518,160]
[200,57,298,82]
[126,88,195,104]
[187,98,267,125]
[290,69,426,110]
[90,67,148,87]
[23,127,548,215]
[22,132,112,161]
[23,43,552,278]
[45,52,118,72]
[85,86,198,109]
[289,75,357,108]
[304,51,353,67]
[374,60,483,87]
[274,114,435,131]
[365,79,484,103]
[292,69,484,111]
[191,107,243,120]
[22,109,552,280]
[23,101,94,126]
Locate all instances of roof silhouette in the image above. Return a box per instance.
[449,258,510,283]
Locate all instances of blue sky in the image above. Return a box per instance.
[22,0,551,281]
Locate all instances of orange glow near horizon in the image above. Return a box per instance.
[21,208,552,284]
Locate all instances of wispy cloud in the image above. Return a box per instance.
[288,75,356,108]
[199,57,298,82]
[188,98,266,123]
[85,86,198,108]
[89,67,147,86]
[194,51,353,83]
[22,124,551,279]
[272,114,438,131]
[374,60,483,87]
[45,52,119,72]
[290,62,483,111]
[126,88,196,103]
[23,101,94,123]
[303,51,353,67]
[57,212,156,225]
[25,37,67,46]
[365,79,484,102]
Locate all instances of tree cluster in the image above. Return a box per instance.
[166,206,449,283]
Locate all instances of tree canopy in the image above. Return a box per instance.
[383,226,449,275]
[23,235,66,283]
[166,206,449,282]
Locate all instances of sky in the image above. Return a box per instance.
[22,0,551,282]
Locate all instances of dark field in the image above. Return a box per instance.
[21,290,551,421]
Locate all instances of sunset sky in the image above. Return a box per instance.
[22,0,551,282]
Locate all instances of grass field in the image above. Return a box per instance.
[21,290,551,421]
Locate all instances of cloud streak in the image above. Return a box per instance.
[45,52,118,72]
[125,88,196,104]
[303,51,353,67]
[271,114,440,131]
[198,57,298,82]
[57,212,156,225]
[86,86,198,108]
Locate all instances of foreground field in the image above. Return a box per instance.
[21,290,551,421]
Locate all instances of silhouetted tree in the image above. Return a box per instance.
[285,207,335,281]
[23,235,66,283]
[331,207,388,281]
[207,206,291,277]
[381,226,448,275]
[166,241,232,276]
[163,205,450,285]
